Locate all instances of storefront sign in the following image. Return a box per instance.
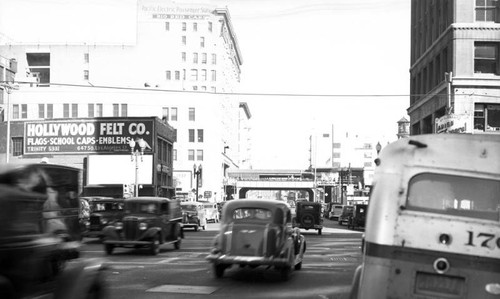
[435,114,470,134]
[24,118,154,155]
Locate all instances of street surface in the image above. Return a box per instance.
[80,218,363,299]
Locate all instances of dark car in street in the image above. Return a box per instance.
[207,199,306,281]
[0,164,106,299]
[292,201,323,235]
[347,204,367,230]
[338,205,354,225]
[82,197,124,239]
[102,196,183,255]
[180,201,207,231]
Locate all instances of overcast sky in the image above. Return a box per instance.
[215,0,411,168]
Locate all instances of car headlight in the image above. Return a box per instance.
[139,222,148,230]
[101,218,108,225]
[115,222,123,230]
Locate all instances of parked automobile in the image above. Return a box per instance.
[293,201,323,235]
[102,196,183,255]
[349,134,500,299]
[82,197,124,239]
[329,204,345,220]
[338,205,354,225]
[347,204,367,230]
[180,201,207,231]
[206,199,306,281]
[202,202,220,223]
[0,164,106,299]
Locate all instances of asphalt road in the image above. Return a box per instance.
[79,218,364,299]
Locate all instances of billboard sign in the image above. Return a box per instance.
[435,114,471,134]
[24,118,154,155]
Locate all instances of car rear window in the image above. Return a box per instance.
[407,173,500,221]
[232,208,272,220]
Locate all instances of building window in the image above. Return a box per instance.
[202,53,207,64]
[193,86,198,91]
[193,22,198,31]
[84,70,89,80]
[212,54,217,65]
[189,107,195,121]
[173,149,177,161]
[113,104,119,117]
[26,53,50,86]
[165,22,170,31]
[166,70,171,80]
[208,21,212,32]
[84,53,89,63]
[88,103,94,117]
[200,37,205,48]
[475,0,498,22]
[47,104,53,119]
[182,52,186,62]
[12,137,23,156]
[12,104,27,119]
[189,129,195,142]
[162,107,169,120]
[201,69,207,81]
[197,129,204,142]
[72,103,78,118]
[63,103,70,118]
[188,149,194,161]
[175,71,180,80]
[171,107,178,121]
[96,104,103,117]
[474,42,499,74]
[38,104,45,118]
[182,36,186,45]
[183,69,186,80]
[182,22,186,31]
[474,103,500,131]
[196,150,203,161]
[211,70,216,81]
[121,104,127,117]
[173,129,177,142]
[193,53,198,64]
[201,86,206,91]
[191,69,198,81]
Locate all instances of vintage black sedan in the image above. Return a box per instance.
[206,199,306,281]
[292,201,323,235]
[102,197,183,255]
[82,196,124,239]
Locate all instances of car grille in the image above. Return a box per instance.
[124,219,139,240]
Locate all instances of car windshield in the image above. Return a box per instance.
[232,208,272,220]
[125,202,158,214]
[91,202,123,212]
[407,173,500,221]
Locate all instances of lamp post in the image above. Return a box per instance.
[129,138,147,197]
[193,164,202,201]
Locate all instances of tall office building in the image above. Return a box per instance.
[409,0,500,135]
[0,0,252,201]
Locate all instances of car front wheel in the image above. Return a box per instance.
[150,234,160,255]
[105,244,114,255]
[214,264,225,278]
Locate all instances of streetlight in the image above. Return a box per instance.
[1,82,18,163]
[193,164,202,201]
[129,138,147,197]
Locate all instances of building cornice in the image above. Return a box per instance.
[214,8,243,66]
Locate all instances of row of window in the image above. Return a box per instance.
[12,104,198,121]
[165,21,213,33]
[166,69,217,81]
[181,36,206,48]
[181,52,217,64]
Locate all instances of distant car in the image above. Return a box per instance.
[202,202,220,223]
[102,197,183,255]
[338,205,354,225]
[293,201,323,235]
[206,199,306,281]
[347,204,367,230]
[329,204,345,220]
[180,201,207,231]
[82,197,124,239]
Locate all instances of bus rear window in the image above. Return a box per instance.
[407,173,500,221]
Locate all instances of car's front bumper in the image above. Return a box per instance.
[206,253,291,267]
